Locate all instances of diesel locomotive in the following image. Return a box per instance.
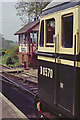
[35,0,80,119]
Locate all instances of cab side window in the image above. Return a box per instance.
[62,14,73,48]
[46,18,55,47]
[40,20,44,47]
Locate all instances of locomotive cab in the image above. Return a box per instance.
[37,0,80,119]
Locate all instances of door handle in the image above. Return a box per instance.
[57,56,61,63]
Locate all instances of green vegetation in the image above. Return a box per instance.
[2,46,19,67]
[0,38,19,67]
[15,1,50,24]
[0,56,2,64]
[2,39,18,49]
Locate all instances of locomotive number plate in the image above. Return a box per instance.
[40,66,53,79]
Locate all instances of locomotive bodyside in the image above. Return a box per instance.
[37,1,80,119]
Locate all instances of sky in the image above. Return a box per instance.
[0,0,54,42]
[0,1,23,42]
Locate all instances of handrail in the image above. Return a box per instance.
[57,34,59,52]
[76,29,79,54]
[72,34,76,116]
[54,36,57,105]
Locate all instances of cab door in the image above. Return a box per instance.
[57,9,79,115]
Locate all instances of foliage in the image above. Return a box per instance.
[5,49,11,54]
[10,46,18,59]
[2,46,19,67]
[14,60,19,67]
[6,57,14,65]
[0,52,1,56]
[15,1,50,24]
[2,52,5,56]
[13,46,19,53]
[2,49,6,52]
[0,56,2,64]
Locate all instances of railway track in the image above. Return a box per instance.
[0,65,57,119]
[2,76,38,119]
[0,64,12,69]
[12,72,38,84]
[0,71,38,97]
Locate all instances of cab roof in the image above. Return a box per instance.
[42,0,80,15]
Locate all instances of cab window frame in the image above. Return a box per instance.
[39,20,44,47]
[61,13,73,48]
[45,17,56,47]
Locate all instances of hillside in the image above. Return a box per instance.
[0,34,18,49]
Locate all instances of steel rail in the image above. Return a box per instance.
[2,71,37,85]
[0,74,36,97]
[21,72,38,79]
[0,64,12,69]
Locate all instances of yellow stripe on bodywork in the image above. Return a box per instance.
[38,55,80,68]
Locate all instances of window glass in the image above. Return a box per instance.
[20,34,23,44]
[62,14,73,48]
[23,34,25,44]
[46,18,55,47]
[34,33,37,44]
[26,34,28,44]
[20,34,25,44]
[30,32,37,44]
[30,33,32,43]
[40,20,44,47]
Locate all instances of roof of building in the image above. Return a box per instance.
[14,20,39,35]
[42,0,80,15]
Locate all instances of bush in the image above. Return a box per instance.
[2,52,5,56]
[10,46,19,59]
[5,49,11,54]
[6,57,14,65]
[14,62,19,67]
[10,52,18,59]
[2,46,19,67]
[0,52,1,56]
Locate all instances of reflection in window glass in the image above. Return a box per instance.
[62,14,73,48]
[46,18,55,46]
[40,20,44,47]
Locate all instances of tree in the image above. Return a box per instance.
[15,0,50,24]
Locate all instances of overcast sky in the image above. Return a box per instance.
[0,2,23,42]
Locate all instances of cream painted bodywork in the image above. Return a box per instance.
[79,6,80,53]
[38,5,80,68]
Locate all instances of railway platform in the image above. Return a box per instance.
[0,92,28,119]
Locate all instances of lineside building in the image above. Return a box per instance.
[14,20,39,68]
